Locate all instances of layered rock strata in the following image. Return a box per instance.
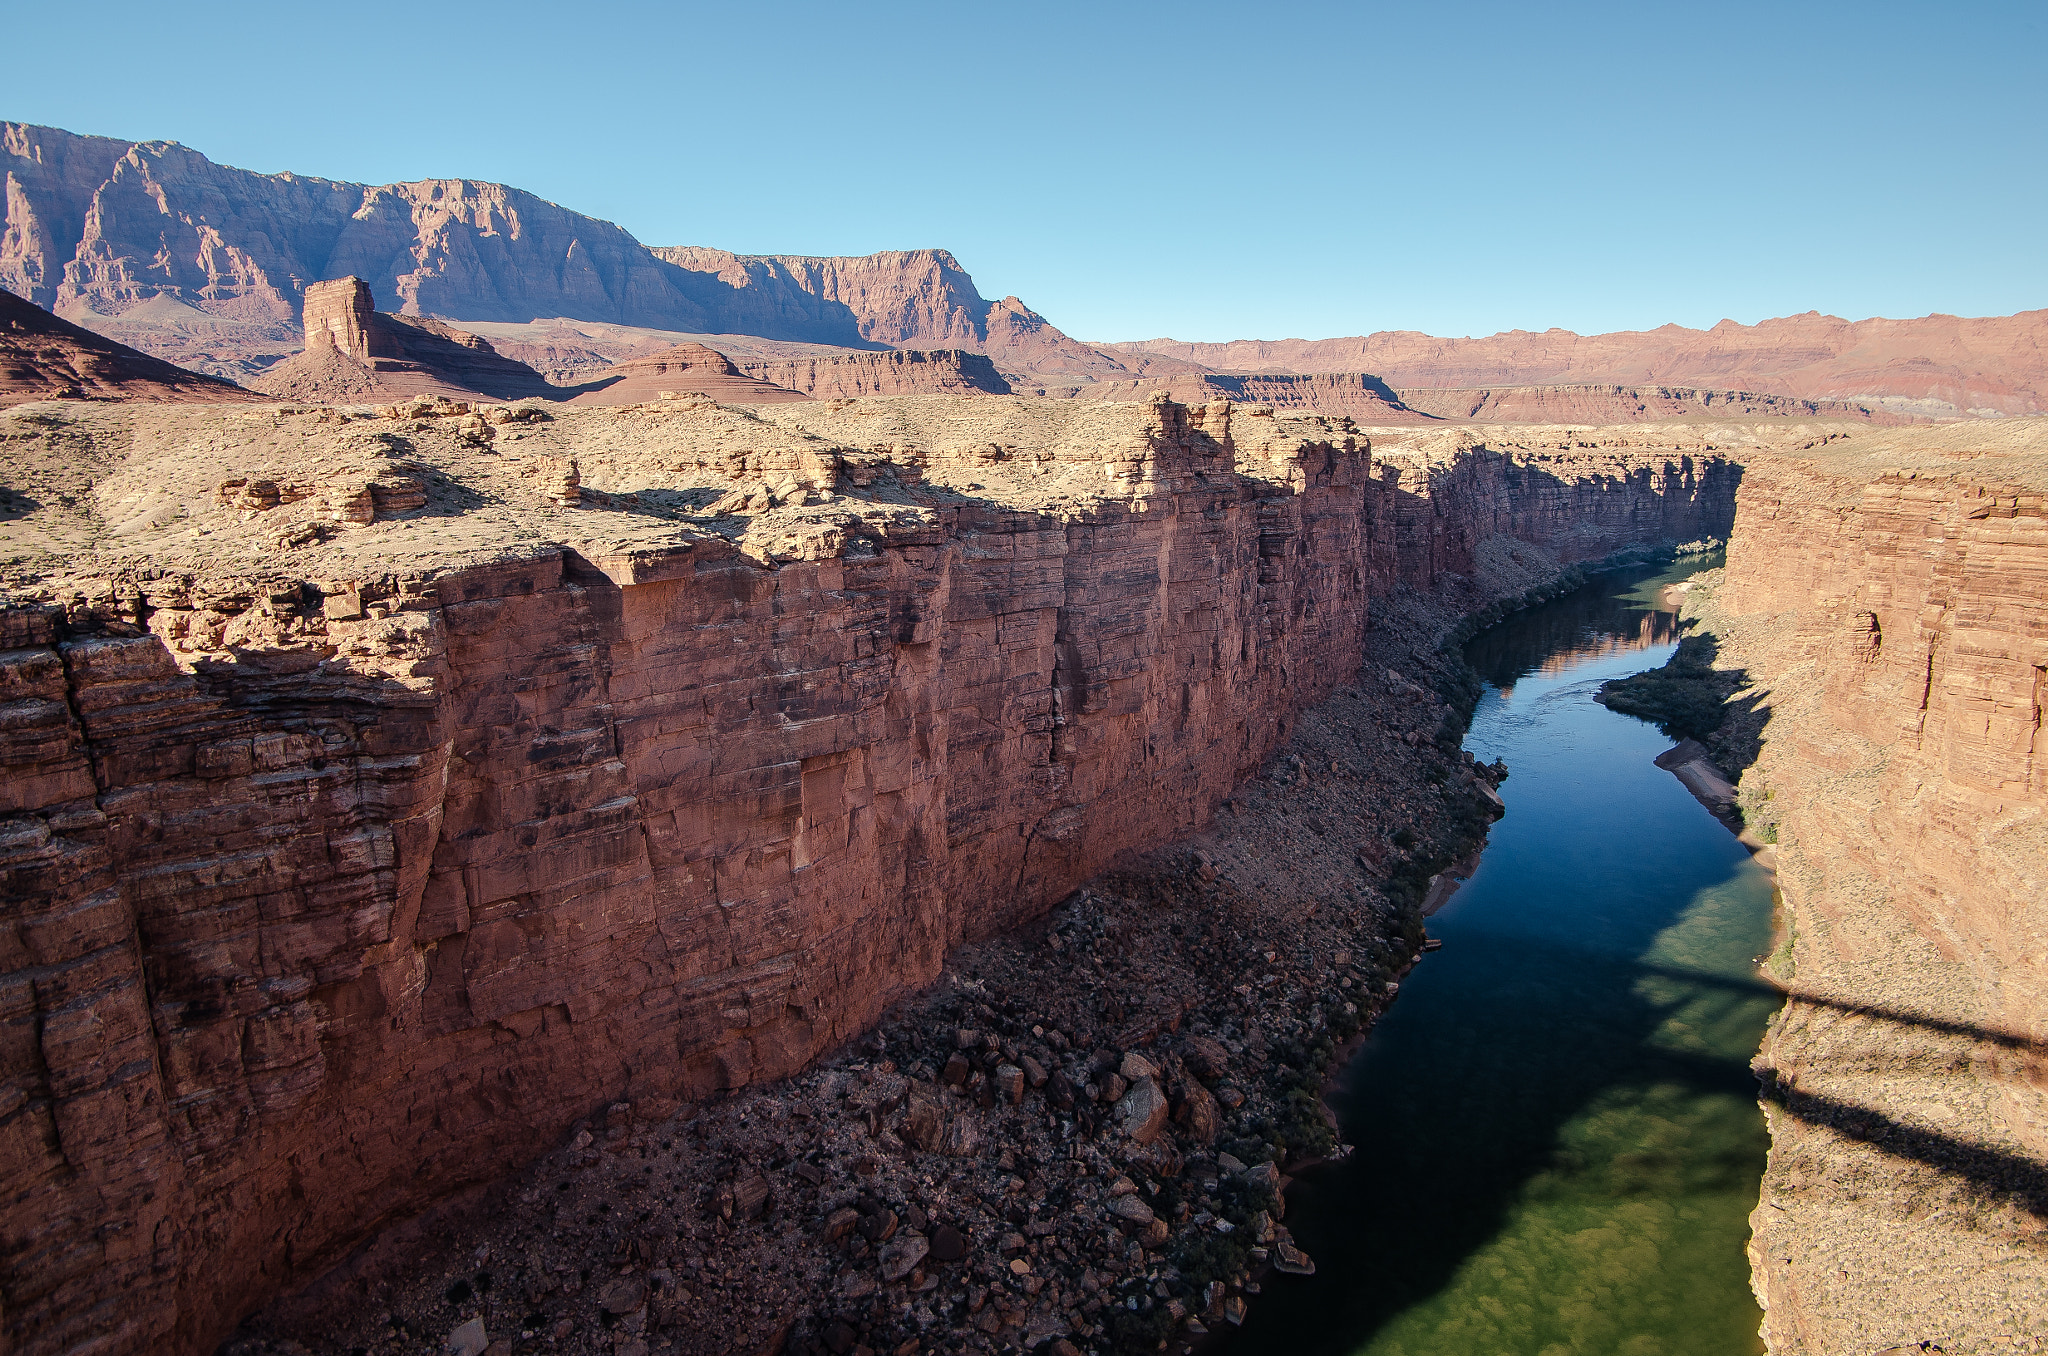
[1111,311,2048,418]
[0,289,259,407]
[1061,372,1428,424]
[0,396,1740,1355]
[1395,382,1906,425]
[735,349,1011,399]
[1661,425,2048,1352]
[2,124,1117,383]
[251,278,557,403]
[562,342,810,405]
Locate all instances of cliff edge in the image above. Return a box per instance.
[0,392,1742,1354]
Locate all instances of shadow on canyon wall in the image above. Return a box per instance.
[1652,964,2048,1216]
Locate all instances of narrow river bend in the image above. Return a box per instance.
[1234,558,1778,1356]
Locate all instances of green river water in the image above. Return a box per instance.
[1230,558,1779,1356]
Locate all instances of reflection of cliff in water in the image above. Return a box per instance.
[1464,557,1710,692]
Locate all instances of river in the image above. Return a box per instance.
[1230,556,1779,1356]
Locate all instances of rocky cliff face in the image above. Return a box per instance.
[1395,382,1908,425]
[1667,423,2048,1351]
[734,348,1011,399]
[1,124,1119,384]
[1055,371,1427,423]
[1110,311,2048,418]
[645,249,1126,385]
[0,395,1739,1355]
[563,342,811,405]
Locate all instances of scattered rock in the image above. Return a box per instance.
[994,1064,1025,1105]
[928,1223,966,1263]
[1114,1076,1170,1144]
[597,1276,646,1315]
[1273,1239,1317,1275]
[877,1232,928,1282]
[444,1317,487,1356]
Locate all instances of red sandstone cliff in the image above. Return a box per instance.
[11,119,2040,417]
[1066,371,1428,423]
[1,124,1117,386]
[0,395,1739,1355]
[1394,382,1908,426]
[645,248,1127,386]
[1109,311,2048,419]
[734,348,1011,399]
[1659,425,2048,1350]
[563,342,810,405]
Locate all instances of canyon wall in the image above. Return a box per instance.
[1060,371,1425,423]
[1394,382,1905,426]
[1694,424,2047,1350]
[0,398,1738,1356]
[735,348,1011,399]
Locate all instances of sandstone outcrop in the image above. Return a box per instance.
[12,119,2042,417]
[1109,311,2048,419]
[1667,428,2048,1353]
[1066,371,1429,424]
[1395,382,1907,425]
[0,393,1741,1355]
[648,248,1128,385]
[737,348,1011,399]
[562,342,810,405]
[0,122,881,356]
[0,289,258,407]
[3,125,1115,384]
[250,278,555,403]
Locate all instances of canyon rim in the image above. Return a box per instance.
[1,117,2044,1356]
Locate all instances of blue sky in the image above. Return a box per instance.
[8,0,2042,341]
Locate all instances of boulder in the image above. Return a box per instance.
[878,1231,928,1282]
[1114,1076,1169,1144]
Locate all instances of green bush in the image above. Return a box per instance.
[1596,635,1728,739]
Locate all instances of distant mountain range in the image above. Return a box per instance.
[4,121,2041,418]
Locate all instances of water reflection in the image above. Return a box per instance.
[1229,554,1775,1356]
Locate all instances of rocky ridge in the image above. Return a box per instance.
[251,278,558,403]
[1394,382,1909,426]
[560,343,812,407]
[0,393,1742,1356]
[0,288,259,407]
[12,120,2041,418]
[1109,312,2048,419]
[0,124,1114,386]
[734,350,1011,401]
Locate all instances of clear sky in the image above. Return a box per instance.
[7,0,2042,342]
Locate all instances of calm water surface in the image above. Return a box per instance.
[1232,557,1777,1356]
